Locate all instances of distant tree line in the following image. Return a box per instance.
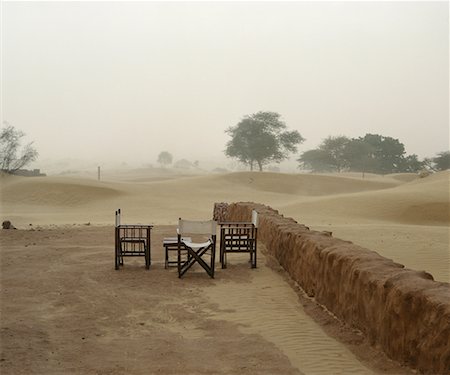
[300,134,412,174]
[156,151,200,170]
[422,151,450,172]
[298,135,449,174]
[222,111,449,173]
[4,119,446,176]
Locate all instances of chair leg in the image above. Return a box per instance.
[222,251,227,269]
[251,250,256,268]
[210,244,216,279]
[145,245,150,270]
[178,246,215,279]
[178,246,182,278]
[219,236,224,265]
[115,246,119,270]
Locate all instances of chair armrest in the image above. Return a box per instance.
[219,221,252,225]
[219,222,254,230]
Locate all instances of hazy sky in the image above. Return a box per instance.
[2,1,449,170]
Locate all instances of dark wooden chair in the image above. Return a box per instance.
[219,209,258,269]
[163,236,192,269]
[177,219,217,278]
[114,209,152,270]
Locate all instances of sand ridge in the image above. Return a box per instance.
[1,176,126,206]
[212,171,401,196]
[0,170,431,225]
[280,171,450,226]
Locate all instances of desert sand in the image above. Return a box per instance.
[1,169,449,374]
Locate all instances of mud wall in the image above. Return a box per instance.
[215,202,450,374]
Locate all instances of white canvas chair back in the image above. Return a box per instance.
[178,219,217,236]
[251,210,259,228]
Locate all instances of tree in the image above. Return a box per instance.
[320,136,351,172]
[338,134,408,174]
[225,111,304,171]
[399,154,424,173]
[298,136,350,172]
[343,138,378,175]
[434,151,450,171]
[428,151,450,171]
[0,123,38,173]
[298,149,335,172]
[359,134,406,174]
[157,151,173,167]
[298,133,416,175]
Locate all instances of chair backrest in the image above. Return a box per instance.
[178,219,217,236]
[115,209,121,227]
[251,210,259,228]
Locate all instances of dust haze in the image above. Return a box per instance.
[2,1,448,173]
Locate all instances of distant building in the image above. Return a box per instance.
[3,169,46,177]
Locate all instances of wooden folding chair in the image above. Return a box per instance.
[114,209,152,270]
[219,209,258,269]
[177,219,217,278]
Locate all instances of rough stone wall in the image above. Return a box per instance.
[213,202,229,223]
[221,202,450,375]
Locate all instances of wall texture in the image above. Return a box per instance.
[215,202,450,374]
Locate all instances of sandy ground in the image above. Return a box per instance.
[1,225,415,375]
[0,169,449,373]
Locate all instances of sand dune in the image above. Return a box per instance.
[2,169,402,204]
[277,171,450,282]
[1,169,448,227]
[212,171,400,195]
[1,170,448,282]
[385,172,420,182]
[102,166,207,183]
[317,171,419,183]
[0,170,404,223]
[1,176,125,206]
[281,171,449,226]
[1,170,447,226]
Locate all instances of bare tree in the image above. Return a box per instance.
[0,122,38,173]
